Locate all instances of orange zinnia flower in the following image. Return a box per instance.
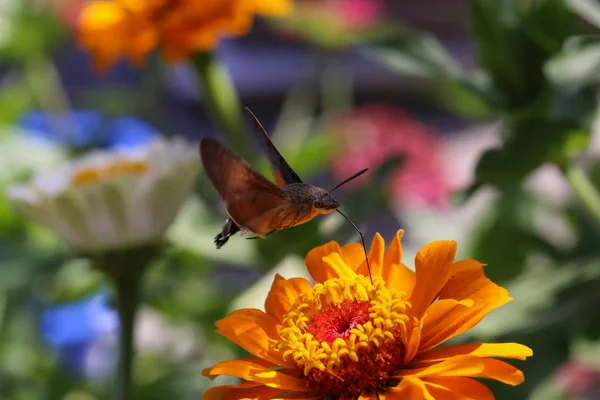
[77,0,291,69]
[203,230,533,399]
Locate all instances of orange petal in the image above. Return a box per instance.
[423,377,494,400]
[203,360,309,391]
[402,356,526,387]
[409,241,457,320]
[404,317,422,365]
[215,309,290,367]
[472,358,526,386]
[417,299,475,352]
[419,303,506,352]
[396,355,485,379]
[322,252,356,281]
[305,241,342,283]
[382,231,415,295]
[79,1,126,30]
[357,394,377,400]
[420,276,512,351]
[238,356,279,368]
[276,393,319,399]
[417,343,533,363]
[264,275,312,322]
[387,263,415,295]
[449,259,486,275]
[356,233,385,278]
[254,0,293,16]
[420,382,467,400]
[439,261,501,303]
[388,377,434,400]
[203,382,284,400]
[383,230,404,268]
[340,242,366,271]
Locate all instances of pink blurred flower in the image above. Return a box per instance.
[556,361,600,400]
[328,104,451,209]
[32,0,84,27]
[302,0,383,30]
[275,0,384,45]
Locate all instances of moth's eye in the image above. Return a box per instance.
[314,201,324,208]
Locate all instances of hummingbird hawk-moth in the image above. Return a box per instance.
[200,108,371,277]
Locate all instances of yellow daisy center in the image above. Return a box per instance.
[71,160,149,187]
[277,275,411,398]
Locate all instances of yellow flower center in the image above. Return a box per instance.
[70,160,149,187]
[277,275,410,398]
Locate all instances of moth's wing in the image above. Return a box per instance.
[273,169,287,189]
[232,198,293,237]
[200,139,289,236]
[245,108,303,185]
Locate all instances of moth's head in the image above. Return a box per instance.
[313,190,339,214]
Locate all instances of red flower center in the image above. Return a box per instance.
[306,300,371,344]
[301,300,406,398]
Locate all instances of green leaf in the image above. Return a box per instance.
[365,29,500,115]
[0,8,67,61]
[471,0,574,110]
[545,38,600,91]
[470,188,533,282]
[475,117,590,187]
[434,75,497,118]
[0,78,35,123]
[49,259,105,303]
[364,31,462,81]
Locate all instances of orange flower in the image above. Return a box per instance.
[203,230,533,399]
[77,0,291,69]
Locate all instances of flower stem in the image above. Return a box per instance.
[563,163,600,228]
[89,244,160,400]
[193,52,254,162]
[113,274,140,400]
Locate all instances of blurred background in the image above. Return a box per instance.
[3,0,600,399]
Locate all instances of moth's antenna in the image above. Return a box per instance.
[330,168,369,193]
[336,209,372,283]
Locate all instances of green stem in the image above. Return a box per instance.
[90,245,160,400]
[564,163,600,228]
[113,274,141,400]
[193,52,254,162]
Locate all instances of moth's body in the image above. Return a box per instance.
[201,136,340,248]
[202,108,371,277]
[215,183,339,246]
[258,183,339,232]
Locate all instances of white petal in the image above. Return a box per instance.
[7,136,201,253]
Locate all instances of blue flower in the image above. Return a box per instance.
[104,116,159,152]
[40,293,119,380]
[18,110,159,151]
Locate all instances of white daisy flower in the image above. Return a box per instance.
[6,137,200,253]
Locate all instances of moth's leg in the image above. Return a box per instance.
[245,229,276,240]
